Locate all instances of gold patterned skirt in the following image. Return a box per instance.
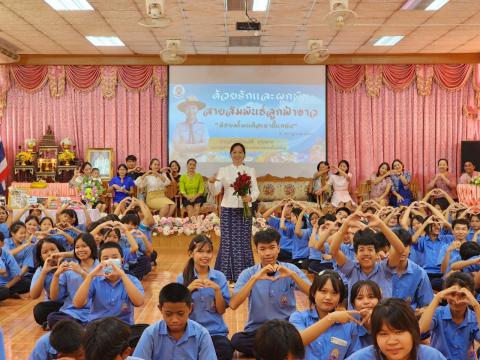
[146,190,175,210]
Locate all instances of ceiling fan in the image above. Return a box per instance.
[138,0,172,28]
[304,40,329,64]
[160,40,187,65]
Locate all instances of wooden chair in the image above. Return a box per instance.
[355,180,371,204]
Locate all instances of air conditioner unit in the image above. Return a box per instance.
[0,45,20,63]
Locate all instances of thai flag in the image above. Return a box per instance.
[0,137,8,194]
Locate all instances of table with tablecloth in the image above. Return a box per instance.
[457,184,480,206]
[13,208,101,225]
[9,182,79,198]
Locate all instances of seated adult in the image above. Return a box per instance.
[369,162,392,206]
[426,159,456,200]
[458,161,480,184]
[108,164,135,208]
[179,158,205,217]
[389,159,413,207]
[229,228,311,357]
[308,161,331,204]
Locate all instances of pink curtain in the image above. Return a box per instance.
[1,81,168,181]
[327,80,480,195]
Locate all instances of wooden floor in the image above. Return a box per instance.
[0,233,308,360]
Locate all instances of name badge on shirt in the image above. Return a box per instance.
[330,337,348,347]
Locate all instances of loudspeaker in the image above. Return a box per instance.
[461,141,480,171]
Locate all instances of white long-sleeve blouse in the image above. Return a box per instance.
[134,174,171,193]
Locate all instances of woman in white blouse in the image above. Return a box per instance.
[134,158,175,217]
[208,143,259,282]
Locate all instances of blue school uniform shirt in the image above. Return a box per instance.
[57,260,98,323]
[308,233,328,262]
[437,244,463,273]
[120,235,146,256]
[392,260,433,309]
[428,305,480,360]
[0,248,21,287]
[345,344,446,360]
[416,235,454,274]
[28,333,56,360]
[290,308,358,360]
[87,273,144,324]
[268,217,295,252]
[338,258,394,303]
[3,238,35,268]
[49,233,72,252]
[293,228,311,260]
[138,222,153,243]
[341,242,356,261]
[234,262,310,332]
[0,328,5,360]
[109,176,135,204]
[30,267,56,300]
[0,223,8,239]
[133,319,217,360]
[176,268,230,336]
[353,325,372,350]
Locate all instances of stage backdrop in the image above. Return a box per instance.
[0,65,168,181]
[327,64,480,195]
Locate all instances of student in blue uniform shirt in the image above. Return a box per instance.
[254,319,305,360]
[29,319,85,360]
[450,241,480,273]
[133,283,217,360]
[0,232,29,300]
[391,229,434,310]
[419,272,480,360]
[293,207,321,269]
[48,233,99,328]
[330,212,405,303]
[290,271,359,360]
[307,214,337,273]
[73,242,144,324]
[466,213,480,241]
[121,213,153,279]
[57,207,90,237]
[346,298,446,360]
[229,228,311,358]
[350,280,382,349]
[262,200,296,262]
[3,221,35,275]
[29,238,66,326]
[177,235,233,360]
[37,217,74,252]
[0,205,10,239]
[438,218,470,274]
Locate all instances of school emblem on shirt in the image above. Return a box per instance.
[405,296,412,304]
[280,294,288,306]
[327,348,340,360]
[121,302,129,313]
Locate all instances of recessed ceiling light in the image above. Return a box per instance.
[373,36,404,46]
[253,0,269,11]
[85,36,125,47]
[44,0,93,11]
[425,0,449,11]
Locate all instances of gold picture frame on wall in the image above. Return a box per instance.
[86,148,114,180]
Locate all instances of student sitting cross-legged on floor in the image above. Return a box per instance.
[228,228,311,358]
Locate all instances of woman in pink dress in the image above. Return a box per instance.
[426,158,457,200]
[318,160,354,208]
[369,162,393,206]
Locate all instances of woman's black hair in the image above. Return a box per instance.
[230,142,246,154]
[84,317,131,360]
[25,215,40,225]
[376,162,390,177]
[437,158,449,170]
[35,237,65,267]
[254,319,305,360]
[350,280,382,308]
[121,213,140,227]
[391,158,404,170]
[149,158,160,170]
[353,228,380,253]
[316,160,330,172]
[338,159,349,173]
[371,298,420,360]
[104,228,121,243]
[10,221,26,235]
[182,235,214,287]
[80,161,92,174]
[74,233,98,261]
[116,163,128,176]
[309,270,346,306]
[169,160,181,173]
[60,209,79,226]
[445,272,475,293]
[0,205,9,220]
[50,320,85,356]
[411,214,425,225]
[40,216,54,227]
[186,158,197,165]
[460,241,480,261]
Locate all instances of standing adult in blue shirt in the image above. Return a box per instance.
[346,298,446,360]
[108,164,135,208]
[229,228,311,358]
[177,235,232,360]
[391,229,434,311]
[133,283,217,360]
[0,232,29,300]
[419,272,480,360]
[330,212,405,303]
[290,271,359,360]
[72,242,144,324]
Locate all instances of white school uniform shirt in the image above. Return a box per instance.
[208,164,259,208]
[134,174,171,192]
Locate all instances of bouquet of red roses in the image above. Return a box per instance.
[231,171,252,219]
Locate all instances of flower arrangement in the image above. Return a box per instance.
[470,176,480,186]
[25,138,37,151]
[231,172,252,218]
[58,150,75,165]
[61,137,72,150]
[79,177,104,207]
[16,151,34,165]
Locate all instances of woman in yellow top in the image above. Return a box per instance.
[179,158,205,217]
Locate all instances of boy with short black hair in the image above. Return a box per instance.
[0,232,28,301]
[29,319,85,360]
[229,228,311,357]
[125,155,144,181]
[73,242,145,324]
[438,218,471,274]
[254,319,305,360]
[133,283,216,359]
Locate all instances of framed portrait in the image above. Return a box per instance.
[86,148,114,180]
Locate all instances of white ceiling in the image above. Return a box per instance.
[1,0,480,55]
